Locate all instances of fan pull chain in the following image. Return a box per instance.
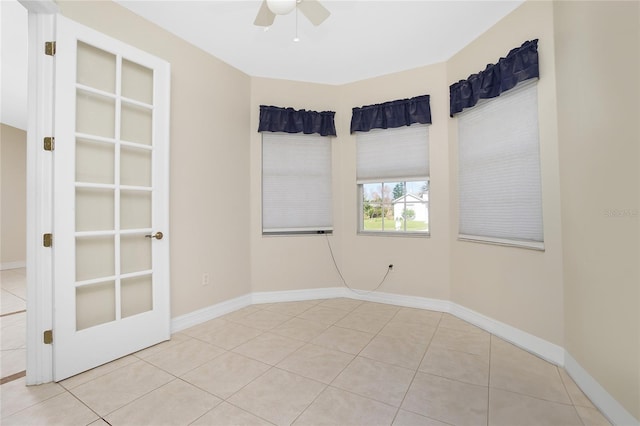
[293,5,300,42]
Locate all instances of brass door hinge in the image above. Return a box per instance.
[43,330,53,344]
[43,233,52,247]
[44,137,55,151]
[45,41,56,56]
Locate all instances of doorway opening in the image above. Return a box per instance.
[0,0,29,385]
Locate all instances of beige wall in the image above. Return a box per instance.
[554,1,640,419]
[0,124,27,267]
[57,1,252,317]
[249,78,343,293]
[447,1,565,346]
[337,64,451,300]
[249,64,450,299]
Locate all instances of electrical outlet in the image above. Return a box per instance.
[202,273,210,286]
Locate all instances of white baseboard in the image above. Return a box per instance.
[449,303,565,366]
[170,287,637,425]
[171,293,252,333]
[565,352,639,426]
[1,261,26,270]
[252,287,348,304]
[349,289,450,312]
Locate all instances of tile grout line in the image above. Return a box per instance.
[489,382,586,407]
[0,386,68,421]
[487,340,590,413]
[66,358,183,423]
[556,364,590,426]
[59,356,140,392]
[289,301,391,425]
[0,309,26,318]
[100,365,182,420]
[65,381,113,425]
[0,286,27,306]
[221,400,277,425]
[391,311,444,425]
[487,334,493,426]
[287,301,367,424]
[388,306,417,425]
[188,306,323,424]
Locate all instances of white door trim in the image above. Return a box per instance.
[22,0,58,385]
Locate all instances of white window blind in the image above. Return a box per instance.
[262,132,332,234]
[457,80,543,245]
[356,124,429,183]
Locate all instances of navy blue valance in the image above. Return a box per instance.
[350,95,431,134]
[258,105,336,137]
[449,39,539,117]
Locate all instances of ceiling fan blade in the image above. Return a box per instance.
[254,0,276,26]
[298,0,330,26]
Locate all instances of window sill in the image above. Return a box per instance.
[358,231,430,238]
[263,230,333,237]
[458,234,544,251]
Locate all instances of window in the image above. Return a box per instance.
[457,80,543,249]
[356,124,429,235]
[361,181,429,232]
[262,132,332,234]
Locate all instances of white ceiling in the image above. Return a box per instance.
[1,0,524,131]
[117,0,524,84]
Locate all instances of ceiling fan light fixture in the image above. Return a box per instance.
[266,0,297,15]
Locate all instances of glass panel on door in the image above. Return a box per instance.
[76,91,115,138]
[75,188,114,232]
[121,59,153,104]
[76,138,115,184]
[76,281,116,330]
[120,190,152,230]
[121,276,153,319]
[120,235,151,274]
[121,146,152,187]
[77,41,116,93]
[121,102,152,145]
[76,236,115,283]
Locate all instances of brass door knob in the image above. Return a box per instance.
[145,231,164,240]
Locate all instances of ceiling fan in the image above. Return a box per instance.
[253,0,331,27]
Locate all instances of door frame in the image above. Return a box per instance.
[22,0,58,385]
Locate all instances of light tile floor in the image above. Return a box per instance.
[1,289,612,425]
[1,268,27,380]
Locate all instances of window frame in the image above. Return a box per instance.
[358,179,430,236]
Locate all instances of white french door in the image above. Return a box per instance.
[52,15,171,381]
